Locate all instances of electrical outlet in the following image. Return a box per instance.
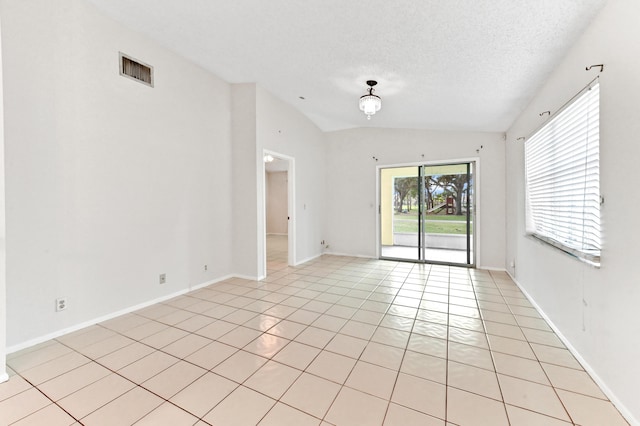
[204,264,208,271]
[56,298,67,312]
[159,273,166,284]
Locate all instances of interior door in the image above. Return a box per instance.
[380,162,474,266]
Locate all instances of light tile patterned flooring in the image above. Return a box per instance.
[0,236,629,425]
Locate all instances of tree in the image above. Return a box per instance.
[436,174,468,215]
[394,177,418,212]
[423,175,439,210]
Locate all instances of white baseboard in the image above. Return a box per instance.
[191,275,235,291]
[294,253,323,266]
[506,271,638,426]
[323,251,376,259]
[7,274,235,355]
[232,274,261,281]
[478,266,508,272]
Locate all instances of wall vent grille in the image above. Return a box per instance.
[119,53,153,87]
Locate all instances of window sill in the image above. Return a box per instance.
[526,233,601,268]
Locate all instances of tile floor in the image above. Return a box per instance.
[0,236,629,425]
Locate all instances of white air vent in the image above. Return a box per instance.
[119,52,153,87]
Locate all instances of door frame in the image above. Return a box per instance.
[262,149,296,278]
[375,157,481,267]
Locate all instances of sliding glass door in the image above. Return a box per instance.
[380,162,474,266]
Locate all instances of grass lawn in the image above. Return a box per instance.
[394,220,472,234]
[394,211,470,221]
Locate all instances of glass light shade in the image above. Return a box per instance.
[359,94,381,119]
[264,154,274,162]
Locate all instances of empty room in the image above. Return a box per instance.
[0,0,638,425]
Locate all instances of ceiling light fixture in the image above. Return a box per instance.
[264,154,274,163]
[359,80,381,120]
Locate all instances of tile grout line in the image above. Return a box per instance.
[317,261,399,424]
[473,269,512,426]
[51,330,211,426]
[5,249,626,425]
[491,271,579,425]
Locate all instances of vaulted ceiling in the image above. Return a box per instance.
[88,0,607,132]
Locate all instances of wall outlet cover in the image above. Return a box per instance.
[56,298,67,312]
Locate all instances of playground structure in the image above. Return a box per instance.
[426,195,470,215]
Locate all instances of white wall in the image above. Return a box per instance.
[256,86,326,267]
[505,0,640,422]
[325,128,505,269]
[1,0,233,348]
[266,171,288,235]
[231,84,259,279]
[0,15,7,382]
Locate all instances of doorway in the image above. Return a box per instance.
[379,162,475,266]
[263,151,295,276]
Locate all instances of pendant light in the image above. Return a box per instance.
[359,80,381,120]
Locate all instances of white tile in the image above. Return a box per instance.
[556,389,629,426]
[306,351,356,384]
[142,361,206,399]
[447,361,502,400]
[244,361,302,399]
[345,361,398,399]
[400,350,446,384]
[212,349,268,383]
[498,374,570,421]
[136,402,200,425]
[504,405,571,426]
[391,373,446,419]
[169,372,237,417]
[384,403,445,426]
[203,386,276,426]
[11,403,76,426]
[58,374,135,419]
[243,333,290,358]
[281,373,341,418]
[0,389,52,425]
[325,387,388,426]
[259,402,320,426]
[272,341,321,370]
[541,363,606,399]
[81,386,163,426]
[446,387,509,426]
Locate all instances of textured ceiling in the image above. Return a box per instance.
[87,0,607,132]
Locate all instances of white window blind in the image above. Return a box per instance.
[525,80,600,265]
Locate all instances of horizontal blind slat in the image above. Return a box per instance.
[524,82,600,263]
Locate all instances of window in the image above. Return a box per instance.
[525,79,600,265]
